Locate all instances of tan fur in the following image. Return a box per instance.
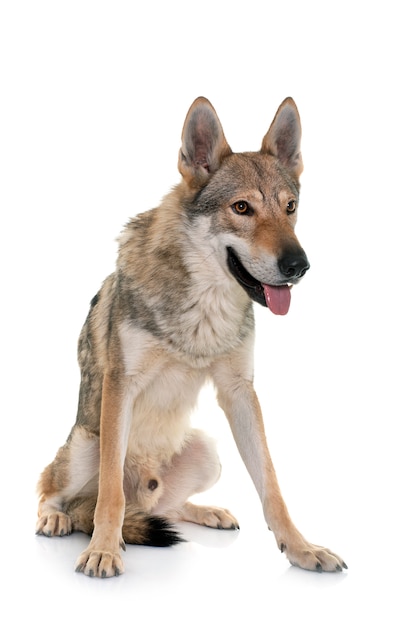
[36,96,346,577]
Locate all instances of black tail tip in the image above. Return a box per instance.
[145,516,184,547]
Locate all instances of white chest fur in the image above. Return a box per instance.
[159,224,252,362]
[119,324,208,464]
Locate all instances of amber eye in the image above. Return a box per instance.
[232,201,253,215]
[286,199,297,214]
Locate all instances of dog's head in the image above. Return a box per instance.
[178,97,309,315]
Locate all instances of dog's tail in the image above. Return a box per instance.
[65,497,183,546]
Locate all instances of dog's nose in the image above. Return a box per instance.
[279,253,310,279]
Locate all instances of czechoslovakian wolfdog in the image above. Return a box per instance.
[36,97,346,577]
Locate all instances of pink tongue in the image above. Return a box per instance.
[263,284,291,315]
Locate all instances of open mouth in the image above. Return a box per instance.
[226,247,291,315]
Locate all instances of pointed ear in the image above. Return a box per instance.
[261,97,303,178]
[178,97,232,189]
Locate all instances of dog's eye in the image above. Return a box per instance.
[232,201,253,215]
[286,199,297,214]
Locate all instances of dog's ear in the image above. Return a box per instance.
[178,97,232,189]
[261,97,303,178]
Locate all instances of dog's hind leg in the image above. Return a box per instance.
[36,442,73,538]
[36,426,99,537]
[151,429,239,530]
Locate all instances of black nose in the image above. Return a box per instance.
[279,252,310,279]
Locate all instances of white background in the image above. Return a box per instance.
[1,1,410,623]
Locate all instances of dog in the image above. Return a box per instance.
[36,96,347,577]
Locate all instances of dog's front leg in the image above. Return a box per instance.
[75,372,132,578]
[213,362,346,573]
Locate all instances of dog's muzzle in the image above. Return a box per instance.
[226,246,310,315]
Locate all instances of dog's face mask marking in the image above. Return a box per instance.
[179,97,310,315]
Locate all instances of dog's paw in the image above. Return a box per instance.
[182,502,240,530]
[279,537,347,573]
[35,512,72,537]
[75,546,125,578]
